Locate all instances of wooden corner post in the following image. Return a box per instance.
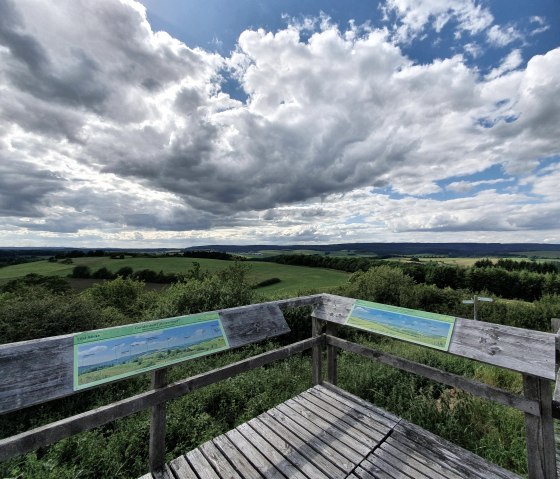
[326,322,338,385]
[311,317,323,385]
[523,374,556,479]
[149,368,168,473]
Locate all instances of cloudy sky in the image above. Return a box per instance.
[1,0,559,247]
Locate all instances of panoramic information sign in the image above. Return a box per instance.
[74,312,229,390]
[345,300,456,351]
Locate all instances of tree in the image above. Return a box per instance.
[71,265,91,278]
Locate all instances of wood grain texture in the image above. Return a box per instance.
[0,335,74,414]
[312,294,355,324]
[220,303,289,348]
[524,374,556,479]
[449,318,555,380]
[393,420,520,479]
[198,440,242,479]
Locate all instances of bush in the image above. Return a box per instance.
[71,265,91,278]
[92,267,116,280]
[115,266,133,278]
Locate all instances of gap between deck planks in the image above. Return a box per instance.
[140,384,522,479]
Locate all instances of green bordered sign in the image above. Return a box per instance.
[74,312,229,390]
[345,300,456,351]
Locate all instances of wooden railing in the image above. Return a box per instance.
[0,293,558,478]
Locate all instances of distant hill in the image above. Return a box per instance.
[184,243,560,257]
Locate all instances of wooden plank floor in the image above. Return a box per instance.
[140,384,521,479]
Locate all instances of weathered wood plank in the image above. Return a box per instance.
[325,336,540,415]
[313,384,399,430]
[248,417,329,479]
[169,455,198,479]
[523,374,556,479]
[0,335,74,414]
[198,440,242,479]
[312,294,355,325]
[306,389,392,438]
[237,422,308,479]
[275,402,365,464]
[281,399,372,457]
[212,435,263,479]
[360,457,406,479]
[220,303,288,348]
[394,420,520,479]
[448,318,555,380]
[225,428,284,479]
[0,337,319,461]
[257,412,347,478]
[319,383,401,425]
[265,406,355,472]
[186,448,220,479]
[291,395,382,448]
[384,436,465,479]
[353,466,383,479]
[371,446,432,479]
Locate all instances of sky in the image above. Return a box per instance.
[0,0,559,248]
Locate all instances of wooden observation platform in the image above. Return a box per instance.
[1,294,560,478]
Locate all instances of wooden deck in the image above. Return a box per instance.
[141,384,520,479]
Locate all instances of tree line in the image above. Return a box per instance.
[264,254,560,302]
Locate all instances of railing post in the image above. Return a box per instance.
[149,368,168,473]
[523,374,556,479]
[311,317,323,385]
[326,323,337,385]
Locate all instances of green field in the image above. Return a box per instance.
[0,257,350,296]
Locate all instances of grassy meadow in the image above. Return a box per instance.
[0,256,350,296]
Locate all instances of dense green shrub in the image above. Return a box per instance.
[71,265,91,278]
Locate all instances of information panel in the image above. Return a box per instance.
[74,312,228,390]
[345,300,456,351]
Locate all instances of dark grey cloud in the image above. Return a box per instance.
[0,159,63,217]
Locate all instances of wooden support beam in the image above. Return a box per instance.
[325,323,337,385]
[149,369,168,473]
[311,317,323,386]
[523,374,556,479]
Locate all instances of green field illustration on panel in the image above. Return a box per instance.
[74,312,228,389]
[346,300,456,351]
